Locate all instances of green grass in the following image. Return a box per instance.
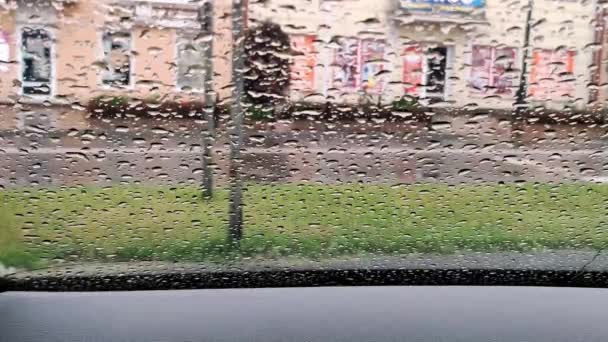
[1,183,608,269]
[0,209,41,270]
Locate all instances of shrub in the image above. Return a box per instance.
[86,95,129,117]
[151,100,205,118]
[243,21,290,107]
[275,100,433,123]
[246,104,274,122]
[391,95,420,112]
[87,96,207,119]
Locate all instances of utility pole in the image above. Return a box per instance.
[512,0,533,144]
[199,0,215,199]
[228,0,246,246]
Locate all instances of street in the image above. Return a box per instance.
[1,116,607,187]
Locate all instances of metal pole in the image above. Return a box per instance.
[228,0,246,246]
[512,0,533,144]
[200,0,215,199]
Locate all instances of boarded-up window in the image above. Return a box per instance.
[333,37,360,91]
[360,40,386,94]
[290,35,316,93]
[468,45,517,97]
[332,38,386,93]
[529,49,576,101]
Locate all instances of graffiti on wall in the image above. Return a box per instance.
[333,38,386,94]
[529,49,575,101]
[402,46,423,95]
[468,45,516,97]
[333,37,360,91]
[360,40,386,94]
[290,35,316,93]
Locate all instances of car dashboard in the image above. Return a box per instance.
[1,286,607,342]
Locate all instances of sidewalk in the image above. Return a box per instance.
[1,105,606,150]
[0,104,91,131]
[5,249,608,279]
[2,111,606,150]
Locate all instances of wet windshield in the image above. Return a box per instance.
[1,0,607,283]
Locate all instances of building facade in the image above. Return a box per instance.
[0,0,602,111]
[251,0,599,110]
[0,0,233,106]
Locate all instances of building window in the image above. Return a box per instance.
[360,40,386,94]
[176,34,205,92]
[333,37,360,91]
[102,32,131,87]
[332,38,386,93]
[290,35,316,93]
[21,28,52,96]
[529,48,575,101]
[468,45,516,97]
[402,46,423,95]
[425,46,447,98]
[402,45,451,100]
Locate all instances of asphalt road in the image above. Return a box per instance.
[0,144,606,187]
[1,120,607,186]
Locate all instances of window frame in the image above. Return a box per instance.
[421,46,449,99]
[98,30,134,90]
[331,37,387,95]
[402,43,453,101]
[17,25,55,100]
[467,44,518,98]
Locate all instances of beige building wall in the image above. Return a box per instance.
[0,9,17,129]
[55,0,101,104]
[250,0,596,110]
[0,0,233,107]
[131,27,177,99]
[0,10,17,102]
[0,0,593,110]
[212,0,234,103]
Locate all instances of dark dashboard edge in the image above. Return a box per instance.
[2,268,608,292]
